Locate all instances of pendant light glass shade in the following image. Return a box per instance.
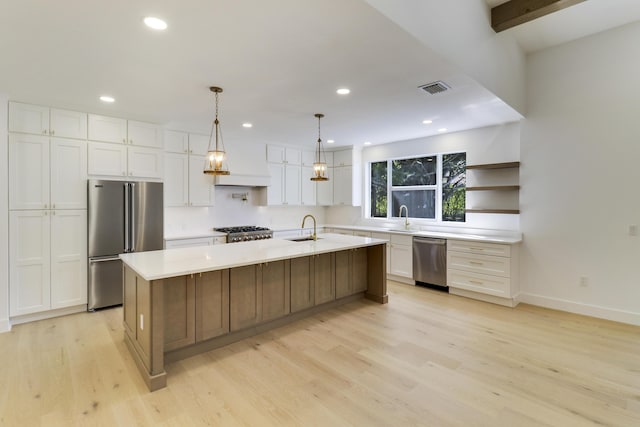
[311,113,329,181]
[204,86,230,176]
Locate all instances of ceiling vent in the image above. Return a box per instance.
[419,81,450,95]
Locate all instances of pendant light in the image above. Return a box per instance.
[311,113,329,181]
[204,86,230,176]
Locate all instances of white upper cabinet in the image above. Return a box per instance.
[302,150,315,167]
[9,134,50,210]
[189,133,210,156]
[88,114,127,144]
[164,131,214,207]
[301,166,316,206]
[9,102,87,139]
[50,109,88,139]
[164,153,189,206]
[164,130,189,153]
[333,165,353,206]
[88,141,127,177]
[188,155,215,206]
[267,145,301,165]
[127,146,164,179]
[333,149,352,167]
[127,120,163,148]
[50,139,88,209]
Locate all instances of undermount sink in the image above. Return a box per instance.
[287,236,321,242]
[384,228,414,233]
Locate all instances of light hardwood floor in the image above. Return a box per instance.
[1,281,639,426]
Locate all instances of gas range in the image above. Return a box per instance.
[214,226,273,243]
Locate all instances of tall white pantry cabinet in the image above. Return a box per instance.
[8,102,88,317]
[7,101,165,320]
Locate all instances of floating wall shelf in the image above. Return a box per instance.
[466,162,520,214]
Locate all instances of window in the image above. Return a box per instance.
[369,152,466,222]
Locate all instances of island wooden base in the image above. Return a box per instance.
[123,243,387,391]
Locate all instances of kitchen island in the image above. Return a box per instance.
[120,233,387,391]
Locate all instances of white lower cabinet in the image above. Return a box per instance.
[9,209,87,316]
[389,234,413,279]
[447,240,519,307]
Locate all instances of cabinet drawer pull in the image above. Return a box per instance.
[469,280,484,285]
[469,261,483,265]
[470,247,484,251]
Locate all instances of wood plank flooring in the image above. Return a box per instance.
[1,281,639,426]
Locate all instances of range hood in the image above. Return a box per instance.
[214,174,270,187]
[207,141,271,187]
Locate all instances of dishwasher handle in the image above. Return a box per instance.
[413,236,446,245]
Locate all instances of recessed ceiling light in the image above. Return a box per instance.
[327,139,335,144]
[99,95,115,103]
[422,119,433,124]
[437,128,447,133]
[143,17,167,30]
[363,141,372,146]
[336,88,350,95]
[242,123,253,128]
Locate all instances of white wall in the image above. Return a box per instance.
[365,0,526,115]
[0,95,9,332]
[520,22,640,325]
[165,186,326,237]
[353,122,521,231]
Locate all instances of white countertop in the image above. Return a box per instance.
[327,224,522,244]
[121,233,386,281]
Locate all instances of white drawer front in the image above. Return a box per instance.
[390,233,413,246]
[447,252,510,277]
[448,240,510,257]
[448,270,510,297]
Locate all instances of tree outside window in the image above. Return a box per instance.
[369,152,465,222]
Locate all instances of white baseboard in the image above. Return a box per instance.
[9,305,87,326]
[0,318,11,333]
[519,293,640,326]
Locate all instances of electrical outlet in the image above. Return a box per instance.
[579,276,588,287]
[629,225,638,237]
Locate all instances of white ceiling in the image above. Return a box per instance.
[0,1,637,149]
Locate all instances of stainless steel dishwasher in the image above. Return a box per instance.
[412,236,447,288]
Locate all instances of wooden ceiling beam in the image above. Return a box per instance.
[491,0,587,33]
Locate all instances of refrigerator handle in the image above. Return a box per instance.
[130,182,136,252]
[124,182,130,252]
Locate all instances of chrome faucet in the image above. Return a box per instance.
[301,214,317,240]
[399,204,410,229]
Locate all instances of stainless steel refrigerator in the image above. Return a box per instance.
[88,180,163,310]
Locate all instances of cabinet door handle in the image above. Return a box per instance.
[129,139,133,144]
[50,129,55,136]
[44,211,48,216]
[52,204,55,209]
[123,138,126,143]
[43,129,48,135]
[44,203,47,209]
